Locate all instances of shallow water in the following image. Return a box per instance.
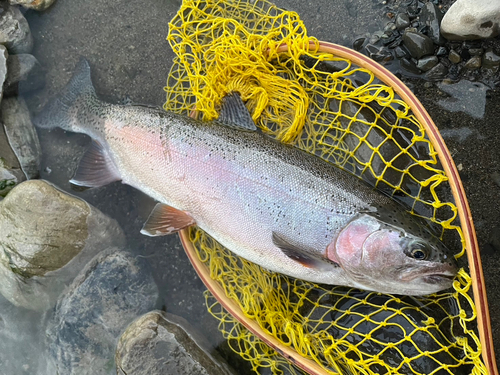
[10,0,500,372]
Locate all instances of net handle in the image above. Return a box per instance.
[279,40,495,375]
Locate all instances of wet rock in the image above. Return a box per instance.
[402,30,434,59]
[441,0,500,40]
[420,2,445,45]
[116,311,235,375]
[1,96,41,179]
[0,3,33,54]
[437,80,488,119]
[47,248,158,375]
[448,50,462,64]
[9,0,56,11]
[424,62,448,80]
[0,45,7,101]
[353,37,366,51]
[4,54,45,95]
[482,50,500,70]
[417,56,439,71]
[468,48,484,56]
[401,57,422,74]
[436,46,448,56]
[395,46,409,58]
[464,56,482,69]
[0,180,126,310]
[395,13,410,30]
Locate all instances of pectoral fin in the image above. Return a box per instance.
[70,140,121,188]
[218,92,258,131]
[141,203,196,236]
[272,232,339,270]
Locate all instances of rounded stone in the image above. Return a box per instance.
[482,50,500,69]
[464,56,482,69]
[417,56,439,71]
[448,50,462,64]
[402,30,435,59]
[9,0,56,11]
[116,311,235,375]
[441,0,500,40]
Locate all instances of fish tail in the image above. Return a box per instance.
[33,58,102,135]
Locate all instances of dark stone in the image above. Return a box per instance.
[448,50,461,64]
[364,44,380,57]
[416,56,438,71]
[381,33,398,46]
[47,248,159,375]
[464,56,481,69]
[395,13,410,30]
[402,30,434,59]
[482,50,500,70]
[448,64,460,80]
[395,46,409,58]
[468,48,484,56]
[353,37,366,51]
[424,63,448,80]
[436,46,448,56]
[400,57,422,74]
[420,2,445,45]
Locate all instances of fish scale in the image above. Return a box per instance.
[34,59,458,295]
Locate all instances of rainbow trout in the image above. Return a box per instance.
[35,59,457,295]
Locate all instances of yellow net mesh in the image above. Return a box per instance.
[164,0,486,374]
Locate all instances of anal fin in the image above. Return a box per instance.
[70,140,121,188]
[141,203,196,236]
[272,232,339,270]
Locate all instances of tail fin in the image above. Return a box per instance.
[33,58,98,133]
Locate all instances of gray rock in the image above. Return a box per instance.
[437,80,488,119]
[441,0,500,40]
[420,2,446,45]
[1,96,41,179]
[0,3,33,54]
[402,30,435,59]
[395,13,410,30]
[424,62,448,80]
[482,50,500,70]
[468,48,484,56]
[0,45,7,102]
[436,46,448,56]
[47,248,158,375]
[9,0,56,11]
[116,311,235,375]
[0,180,126,310]
[464,56,482,69]
[4,54,45,95]
[417,56,439,71]
[448,50,462,64]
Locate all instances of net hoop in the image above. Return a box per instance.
[178,41,497,375]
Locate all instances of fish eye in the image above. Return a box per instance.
[411,248,427,260]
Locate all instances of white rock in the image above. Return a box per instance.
[9,0,56,11]
[441,0,500,40]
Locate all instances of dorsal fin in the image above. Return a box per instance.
[69,140,121,188]
[140,203,196,236]
[218,92,257,131]
[272,232,339,270]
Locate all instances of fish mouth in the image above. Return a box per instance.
[422,273,455,285]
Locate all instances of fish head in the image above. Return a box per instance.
[327,212,458,296]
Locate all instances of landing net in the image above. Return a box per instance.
[164,0,485,374]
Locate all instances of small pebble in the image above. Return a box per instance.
[464,56,482,69]
[468,48,484,56]
[395,13,410,30]
[424,63,449,80]
[436,46,448,56]
[402,30,435,59]
[482,50,500,69]
[448,50,462,64]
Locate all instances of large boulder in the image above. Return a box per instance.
[46,248,158,375]
[0,180,126,310]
